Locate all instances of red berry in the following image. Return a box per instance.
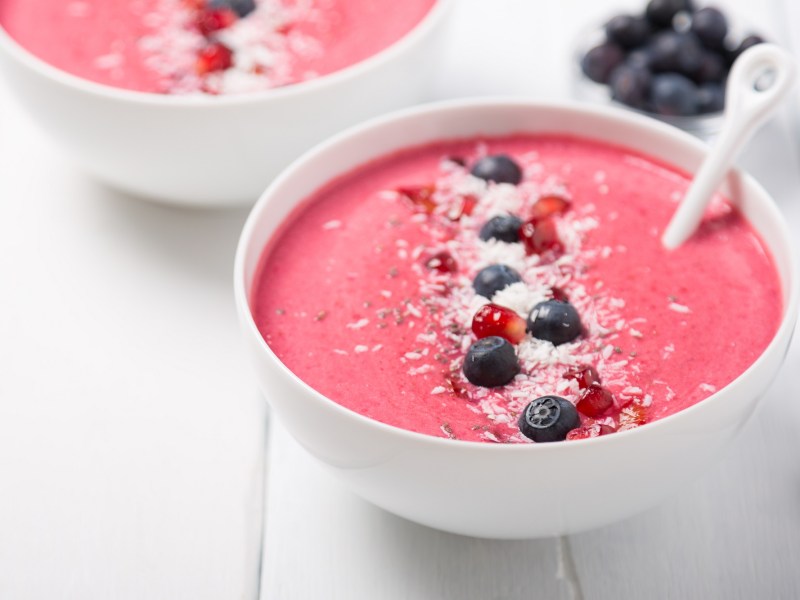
[471,303,527,344]
[398,185,437,214]
[576,383,614,418]
[196,42,233,74]
[444,372,469,398]
[551,286,569,302]
[519,218,563,255]
[197,8,238,35]
[566,421,615,440]
[530,194,570,221]
[425,251,457,273]
[447,194,478,220]
[563,364,601,389]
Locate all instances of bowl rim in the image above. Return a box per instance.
[0,0,451,107]
[234,96,799,452]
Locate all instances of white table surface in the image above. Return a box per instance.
[1,1,799,599]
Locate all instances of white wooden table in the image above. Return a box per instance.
[0,1,798,599]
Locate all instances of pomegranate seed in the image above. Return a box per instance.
[519,218,563,255]
[398,185,437,214]
[425,251,457,273]
[551,286,569,302]
[566,422,616,440]
[471,303,527,344]
[197,8,238,35]
[598,423,616,436]
[444,372,469,398]
[576,383,614,418]
[618,404,648,430]
[447,194,478,220]
[196,42,233,74]
[563,364,601,389]
[530,194,570,221]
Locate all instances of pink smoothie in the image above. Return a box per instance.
[0,0,436,94]
[251,135,782,443]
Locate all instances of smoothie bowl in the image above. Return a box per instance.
[234,99,798,539]
[0,0,450,206]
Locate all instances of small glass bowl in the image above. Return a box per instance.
[571,22,728,141]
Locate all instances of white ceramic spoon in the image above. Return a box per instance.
[661,43,797,250]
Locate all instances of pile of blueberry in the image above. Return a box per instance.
[449,154,598,442]
[580,0,766,116]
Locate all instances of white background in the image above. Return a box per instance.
[1,0,799,598]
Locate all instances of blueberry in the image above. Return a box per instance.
[518,396,580,443]
[479,215,523,243]
[697,82,725,113]
[527,299,582,346]
[581,42,625,84]
[610,64,652,109]
[473,264,522,299]
[651,73,700,116]
[645,0,694,29]
[648,31,704,77]
[209,0,256,17]
[730,34,766,64]
[462,336,520,388]
[690,7,728,51]
[470,155,523,185]
[627,48,656,70]
[605,15,651,49]
[693,51,726,83]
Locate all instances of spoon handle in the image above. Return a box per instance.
[661,44,796,250]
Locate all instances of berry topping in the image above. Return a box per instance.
[693,51,726,84]
[581,42,625,84]
[209,0,256,18]
[519,218,563,256]
[605,15,651,49]
[196,7,237,35]
[651,73,699,116]
[563,364,601,389]
[528,299,582,346]
[472,304,527,344]
[550,286,569,302]
[462,337,520,388]
[530,194,571,221]
[447,194,478,220]
[398,185,437,213]
[566,422,616,440]
[690,7,728,51]
[470,155,523,185]
[645,0,694,29]
[479,214,523,243]
[195,42,234,75]
[472,264,522,299]
[576,383,615,418]
[518,396,580,443]
[733,34,766,61]
[648,32,704,76]
[610,64,652,109]
[425,251,458,273]
[697,83,725,113]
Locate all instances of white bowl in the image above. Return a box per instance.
[0,1,451,207]
[234,98,798,539]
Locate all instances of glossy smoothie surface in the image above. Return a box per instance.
[0,0,435,93]
[251,135,782,443]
